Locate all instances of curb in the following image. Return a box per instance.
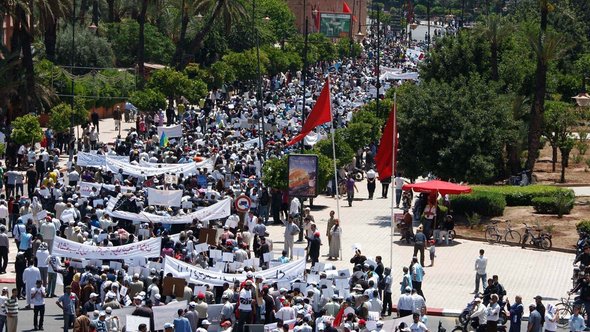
[454,234,576,254]
[391,305,462,317]
[0,278,15,284]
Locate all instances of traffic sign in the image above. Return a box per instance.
[234,195,252,213]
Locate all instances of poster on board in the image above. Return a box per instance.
[288,154,318,198]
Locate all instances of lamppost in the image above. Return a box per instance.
[573,77,590,108]
[374,3,381,116]
[69,0,76,162]
[253,0,267,157]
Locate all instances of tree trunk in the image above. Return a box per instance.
[107,0,115,22]
[44,17,58,62]
[551,144,557,172]
[79,0,88,26]
[525,1,549,174]
[491,41,498,81]
[172,4,190,70]
[506,143,520,175]
[560,149,568,183]
[17,5,37,115]
[181,0,225,70]
[137,0,148,89]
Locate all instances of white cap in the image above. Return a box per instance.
[164,323,174,329]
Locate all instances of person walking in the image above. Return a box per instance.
[413,227,426,267]
[0,226,9,274]
[5,288,18,332]
[411,257,425,299]
[394,174,404,208]
[381,267,393,316]
[23,259,41,309]
[328,219,341,260]
[346,175,358,207]
[308,232,321,266]
[474,249,488,294]
[283,217,299,260]
[397,287,414,317]
[31,279,46,330]
[380,176,391,198]
[56,285,79,332]
[366,169,376,200]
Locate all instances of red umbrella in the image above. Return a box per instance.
[402,180,472,195]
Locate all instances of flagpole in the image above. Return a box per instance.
[327,76,341,233]
[390,92,397,269]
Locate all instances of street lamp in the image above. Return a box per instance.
[573,77,590,107]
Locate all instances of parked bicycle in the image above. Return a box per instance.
[521,223,552,250]
[555,293,586,328]
[484,221,521,244]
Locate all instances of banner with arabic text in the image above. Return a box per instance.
[163,256,306,287]
[52,236,161,259]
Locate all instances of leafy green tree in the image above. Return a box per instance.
[222,49,269,83]
[147,68,207,107]
[313,131,354,168]
[47,100,89,133]
[207,61,236,89]
[336,38,362,59]
[262,46,302,76]
[55,24,115,74]
[104,19,175,67]
[10,114,43,145]
[341,123,374,152]
[395,75,512,183]
[129,88,167,113]
[262,157,288,189]
[542,101,578,172]
[473,14,513,81]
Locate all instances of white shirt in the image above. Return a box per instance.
[412,294,426,313]
[397,293,414,311]
[0,205,8,220]
[238,288,253,311]
[486,302,500,321]
[275,306,296,321]
[409,321,428,332]
[289,198,301,216]
[36,249,50,268]
[475,255,487,275]
[30,286,45,306]
[544,309,558,331]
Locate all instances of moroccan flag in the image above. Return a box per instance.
[160,132,169,147]
[287,79,332,146]
[375,102,397,180]
[342,1,358,22]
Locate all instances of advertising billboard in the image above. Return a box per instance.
[319,13,352,38]
[288,154,319,197]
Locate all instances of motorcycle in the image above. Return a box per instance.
[351,167,365,182]
[459,296,507,326]
[452,318,507,332]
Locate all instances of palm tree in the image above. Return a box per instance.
[38,0,69,62]
[137,0,149,88]
[178,0,246,70]
[525,0,565,174]
[473,14,512,81]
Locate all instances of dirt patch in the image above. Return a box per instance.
[453,197,590,250]
[535,144,590,184]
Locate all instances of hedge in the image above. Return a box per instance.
[450,192,506,217]
[472,185,574,206]
[577,220,590,234]
[531,190,575,216]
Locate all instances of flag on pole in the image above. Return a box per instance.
[287,79,332,146]
[375,102,397,180]
[342,1,358,22]
[160,132,169,147]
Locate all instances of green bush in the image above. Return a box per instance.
[531,190,575,217]
[473,185,573,206]
[450,192,506,217]
[577,220,590,234]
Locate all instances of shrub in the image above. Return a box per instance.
[577,220,590,234]
[473,185,572,206]
[531,191,575,217]
[450,192,506,217]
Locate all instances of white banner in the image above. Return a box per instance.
[163,256,306,287]
[107,156,215,177]
[20,210,47,222]
[78,182,135,197]
[153,301,187,330]
[107,198,231,224]
[304,132,324,146]
[77,152,128,167]
[157,124,183,138]
[147,188,182,207]
[52,236,161,259]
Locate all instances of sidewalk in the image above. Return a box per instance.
[265,184,574,312]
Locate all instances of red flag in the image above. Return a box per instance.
[375,102,397,180]
[342,1,358,22]
[287,79,332,146]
